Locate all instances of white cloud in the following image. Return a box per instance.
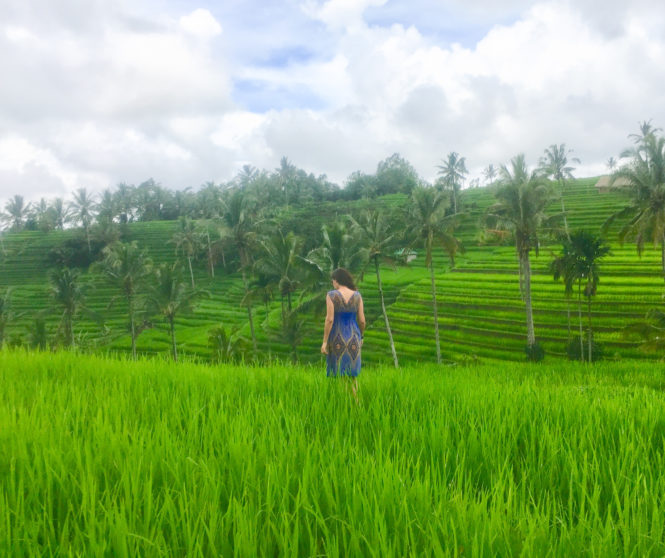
[1,0,665,210]
[301,0,388,30]
[179,9,222,38]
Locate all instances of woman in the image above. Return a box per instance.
[321,268,366,393]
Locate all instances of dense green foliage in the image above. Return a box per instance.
[1,351,665,556]
[0,177,662,363]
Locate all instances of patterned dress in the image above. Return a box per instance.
[326,290,362,377]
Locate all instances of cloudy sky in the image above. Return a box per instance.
[1,0,664,208]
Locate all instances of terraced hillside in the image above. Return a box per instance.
[0,177,661,364]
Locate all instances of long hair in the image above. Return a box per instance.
[331,268,357,291]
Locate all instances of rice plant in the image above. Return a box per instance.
[2,350,665,556]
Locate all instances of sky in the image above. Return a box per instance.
[1,0,664,208]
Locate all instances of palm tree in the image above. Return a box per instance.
[538,143,580,240]
[486,154,554,357]
[406,186,462,364]
[208,325,247,364]
[32,198,53,232]
[604,132,665,283]
[350,210,399,368]
[551,231,610,362]
[276,156,296,209]
[307,219,365,276]
[244,273,276,361]
[170,217,203,288]
[48,267,87,348]
[223,188,259,353]
[2,195,31,231]
[27,317,48,351]
[49,198,70,230]
[436,152,468,214]
[151,263,200,362]
[97,241,153,360]
[69,188,96,254]
[114,183,135,224]
[628,120,662,148]
[607,157,617,172]
[483,164,498,185]
[255,228,303,320]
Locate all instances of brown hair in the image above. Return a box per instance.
[331,268,357,291]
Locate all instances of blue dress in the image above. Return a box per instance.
[326,290,362,377]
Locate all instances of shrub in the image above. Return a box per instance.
[566,336,605,363]
[525,341,545,362]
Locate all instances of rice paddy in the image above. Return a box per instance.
[2,350,665,556]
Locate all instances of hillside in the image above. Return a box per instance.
[0,177,661,364]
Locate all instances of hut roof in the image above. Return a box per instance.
[594,175,632,189]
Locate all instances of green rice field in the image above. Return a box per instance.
[2,350,665,556]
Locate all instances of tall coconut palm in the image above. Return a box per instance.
[69,188,96,254]
[486,154,554,356]
[436,152,468,214]
[32,198,53,232]
[114,182,135,224]
[551,231,610,362]
[604,132,665,283]
[2,195,31,231]
[48,267,87,348]
[170,217,203,288]
[483,164,498,185]
[151,263,201,362]
[96,241,153,360]
[628,120,662,163]
[406,186,462,364]
[276,156,296,209]
[49,198,70,230]
[223,188,259,352]
[350,210,399,368]
[538,143,579,240]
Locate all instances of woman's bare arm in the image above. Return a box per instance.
[357,295,366,336]
[321,294,334,353]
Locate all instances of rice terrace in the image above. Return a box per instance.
[2,121,665,556]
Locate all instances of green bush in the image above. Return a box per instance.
[525,341,545,362]
[566,335,605,362]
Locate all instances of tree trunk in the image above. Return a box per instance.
[587,294,593,363]
[560,187,570,241]
[522,252,536,348]
[170,317,178,362]
[241,267,257,354]
[517,248,525,302]
[577,282,584,362]
[130,314,137,360]
[375,257,398,368]
[429,261,442,364]
[661,234,665,285]
[565,299,572,341]
[187,256,195,288]
[265,301,271,362]
[85,226,91,255]
[65,310,74,348]
[206,229,214,278]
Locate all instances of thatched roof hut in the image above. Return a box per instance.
[595,175,632,193]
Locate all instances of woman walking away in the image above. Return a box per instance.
[321,268,366,401]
